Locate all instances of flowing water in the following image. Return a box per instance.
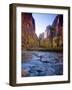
[22,51,63,77]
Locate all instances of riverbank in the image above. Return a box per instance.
[23,47,63,52]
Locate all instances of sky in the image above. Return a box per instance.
[32,13,57,37]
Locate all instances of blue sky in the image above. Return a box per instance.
[32,13,57,37]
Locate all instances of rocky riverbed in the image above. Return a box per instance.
[21,51,63,77]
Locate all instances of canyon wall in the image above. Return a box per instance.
[21,13,39,49]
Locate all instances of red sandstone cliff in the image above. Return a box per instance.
[21,13,39,49]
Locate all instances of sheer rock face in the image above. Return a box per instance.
[45,15,63,39]
[52,15,63,37]
[21,13,39,49]
[22,13,35,33]
[52,15,63,47]
[44,25,54,39]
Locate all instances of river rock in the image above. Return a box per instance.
[22,69,30,77]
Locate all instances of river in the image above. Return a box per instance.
[21,51,63,77]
